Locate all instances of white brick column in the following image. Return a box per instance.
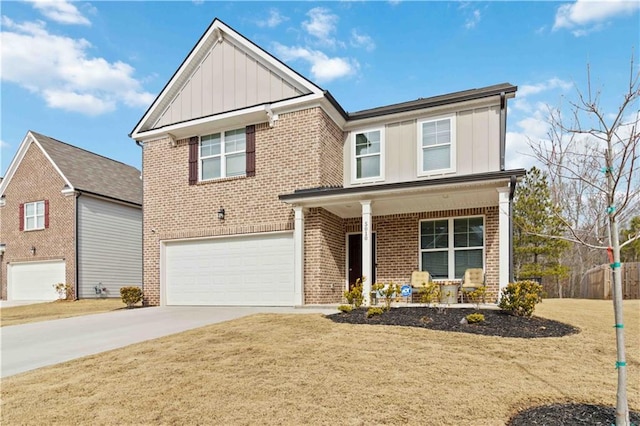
[497,187,510,297]
[361,200,372,306]
[293,206,305,306]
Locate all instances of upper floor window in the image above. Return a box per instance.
[200,128,246,180]
[418,115,456,176]
[24,200,45,231]
[420,216,483,280]
[353,128,384,182]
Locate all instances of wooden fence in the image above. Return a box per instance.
[579,262,640,299]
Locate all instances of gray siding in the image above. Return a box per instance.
[344,104,502,187]
[154,39,307,129]
[77,196,142,298]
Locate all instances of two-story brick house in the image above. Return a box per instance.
[0,131,142,301]
[130,19,525,307]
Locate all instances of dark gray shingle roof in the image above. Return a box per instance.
[31,131,142,205]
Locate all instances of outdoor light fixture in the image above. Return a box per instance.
[217,207,225,220]
[0,243,5,255]
[30,246,36,256]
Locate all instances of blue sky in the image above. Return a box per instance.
[1,1,638,175]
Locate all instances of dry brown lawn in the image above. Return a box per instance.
[0,299,125,327]
[1,299,638,425]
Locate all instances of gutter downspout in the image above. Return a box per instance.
[75,191,82,300]
[499,92,507,171]
[509,175,517,283]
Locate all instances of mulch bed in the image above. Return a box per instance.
[326,306,580,338]
[326,308,640,425]
[507,403,640,425]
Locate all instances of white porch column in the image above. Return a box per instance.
[293,206,305,306]
[497,187,511,297]
[361,200,373,306]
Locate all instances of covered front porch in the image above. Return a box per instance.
[280,171,523,306]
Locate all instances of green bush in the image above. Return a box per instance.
[466,286,487,309]
[498,280,544,317]
[466,313,485,324]
[374,282,400,311]
[419,282,440,306]
[366,307,384,318]
[120,286,143,308]
[337,305,353,313]
[344,277,364,308]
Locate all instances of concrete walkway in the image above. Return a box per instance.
[0,306,336,378]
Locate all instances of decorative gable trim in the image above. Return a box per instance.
[130,18,325,140]
[0,131,74,198]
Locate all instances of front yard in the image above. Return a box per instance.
[0,299,126,327]
[1,299,639,425]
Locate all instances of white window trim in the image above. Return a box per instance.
[418,215,485,280]
[351,127,385,184]
[24,200,45,231]
[417,114,456,177]
[199,129,246,181]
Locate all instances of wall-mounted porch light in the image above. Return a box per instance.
[0,243,6,255]
[30,246,36,256]
[217,207,225,220]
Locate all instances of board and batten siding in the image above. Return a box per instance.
[154,39,307,129]
[344,105,502,187]
[77,195,142,298]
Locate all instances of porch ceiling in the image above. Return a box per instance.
[291,179,509,218]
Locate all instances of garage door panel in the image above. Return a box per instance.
[9,261,65,301]
[165,233,294,306]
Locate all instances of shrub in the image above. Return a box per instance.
[366,307,384,318]
[466,286,487,309]
[498,280,544,317]
[52,282,72,300]
[419,282,440,306]
[466,313,485,324]
[375,282,400,311]
[337,305,353,313]
[344,277,365,308]
[120,286,143,308]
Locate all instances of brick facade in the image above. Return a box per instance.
[0,143,76,299]
[142,107,345,305]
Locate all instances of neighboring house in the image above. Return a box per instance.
[0,131,142,301]
[130,19,526,307]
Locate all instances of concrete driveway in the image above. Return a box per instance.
[0,305,336,378]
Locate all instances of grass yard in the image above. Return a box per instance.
[1,299,638,425]
[0,299,126,327]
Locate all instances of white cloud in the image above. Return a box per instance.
[0,17,154,116]
[465,9,481,29]
[553,0,640,35]
[350,29,375,51]
[257,9,287,28]
[273,43,358,82]
[27,0,91,26]
[303,7,339,47]
[518,78,572,97]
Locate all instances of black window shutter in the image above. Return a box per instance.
[44,200,50,228]
[246,125,255,177]
[188,136,199,185]
[19,203,24,231]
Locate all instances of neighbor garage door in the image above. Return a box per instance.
[8,260,65,301]
[164,233,294,306]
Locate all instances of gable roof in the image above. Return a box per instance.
[130,18,344,140]
[0,131,142,206]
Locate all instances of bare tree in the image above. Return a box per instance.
[528,57,639,426]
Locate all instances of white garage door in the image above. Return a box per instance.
[8,260,65,301]
[165,233,295,306]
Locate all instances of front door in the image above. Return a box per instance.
[347,233,376,290]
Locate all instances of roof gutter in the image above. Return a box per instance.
[500,92,507,171]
